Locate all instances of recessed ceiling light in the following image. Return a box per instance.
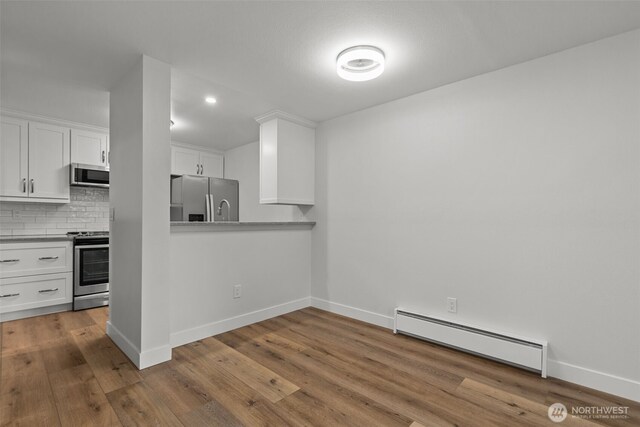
[205,96,217,104]
[336,45,385,82]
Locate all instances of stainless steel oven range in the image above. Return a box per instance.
[69,231,109,310]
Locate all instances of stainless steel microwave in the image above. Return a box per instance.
[70,163,109,188]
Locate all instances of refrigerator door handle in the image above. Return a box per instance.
[205,194,211,222]
[209,193,215,222]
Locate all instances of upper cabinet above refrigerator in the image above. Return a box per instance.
[171,143,224,178]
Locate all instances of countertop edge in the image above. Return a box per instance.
[170,221,315,231]
[0,235,74,243]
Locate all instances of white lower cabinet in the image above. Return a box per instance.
[0,242,72,278]
[0,241,73,320]
[0,273,72,313]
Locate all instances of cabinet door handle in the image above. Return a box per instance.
[201,164,204,175]
[102,150,106,163]
[38,256,59,260]
[38,288,59,293]
[0,293,20,298]
[22,178,26,193]
[0,259,20,263]
[30,179,34,193]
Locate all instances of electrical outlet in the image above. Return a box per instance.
[447,297,457,313]
[233,284,242,299]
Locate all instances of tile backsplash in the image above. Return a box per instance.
[0,187,109,236]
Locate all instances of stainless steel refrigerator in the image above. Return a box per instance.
[170,175,239,222]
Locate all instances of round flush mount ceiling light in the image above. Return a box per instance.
[205,96,217,104]
[336,45,385,82]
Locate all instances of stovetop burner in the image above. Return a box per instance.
[67,231,109,237]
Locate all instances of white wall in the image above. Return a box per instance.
[169,227,311,346]
[224,141,305,221]
[311,30,640,400]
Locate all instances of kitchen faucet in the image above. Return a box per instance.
[217,199,230,221]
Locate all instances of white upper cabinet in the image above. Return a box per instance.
[199,151,224,179]
[71,129,109,167]
[0,117,29,198]
[0,116,70,203]
[171,144,223,178]
[27,122,70,200]
[171,146,201,176]
[256,111,315,205]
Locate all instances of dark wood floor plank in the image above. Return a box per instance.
[70,325,141,393]
[49,363,121,426]
[57,309,97,332]
[85,307,109,332]
[107,381,184,426]
[276,314,465,392]
[40,335,87,373]
[220,329,414,427]
[292,345,509,426]
[0,371,60,426]
[178,399,244,427]
[173,345,295,426]
[1,313,68,354]
[454,378,589,427]
[1,345,47,381]
[186,336,300,403]
[143,365,216,416]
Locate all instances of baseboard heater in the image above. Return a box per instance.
[394,308,548,377]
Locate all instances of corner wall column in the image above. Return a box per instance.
[108,55,172,368]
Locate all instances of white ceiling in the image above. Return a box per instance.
[2,1,640,150]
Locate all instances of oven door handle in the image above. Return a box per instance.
[75,244,109,250]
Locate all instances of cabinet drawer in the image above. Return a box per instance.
[0,241,72,278]
[0,273,71,313]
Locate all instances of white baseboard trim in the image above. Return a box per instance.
[548,359,640,403]
[310,297,394,329]
[0,303,72,322]
[107,320,142,368]
[106,321,172,369]
[170,297,311,348]
[139,345,172,369]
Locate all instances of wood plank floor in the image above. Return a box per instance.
[1,307,638,426]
